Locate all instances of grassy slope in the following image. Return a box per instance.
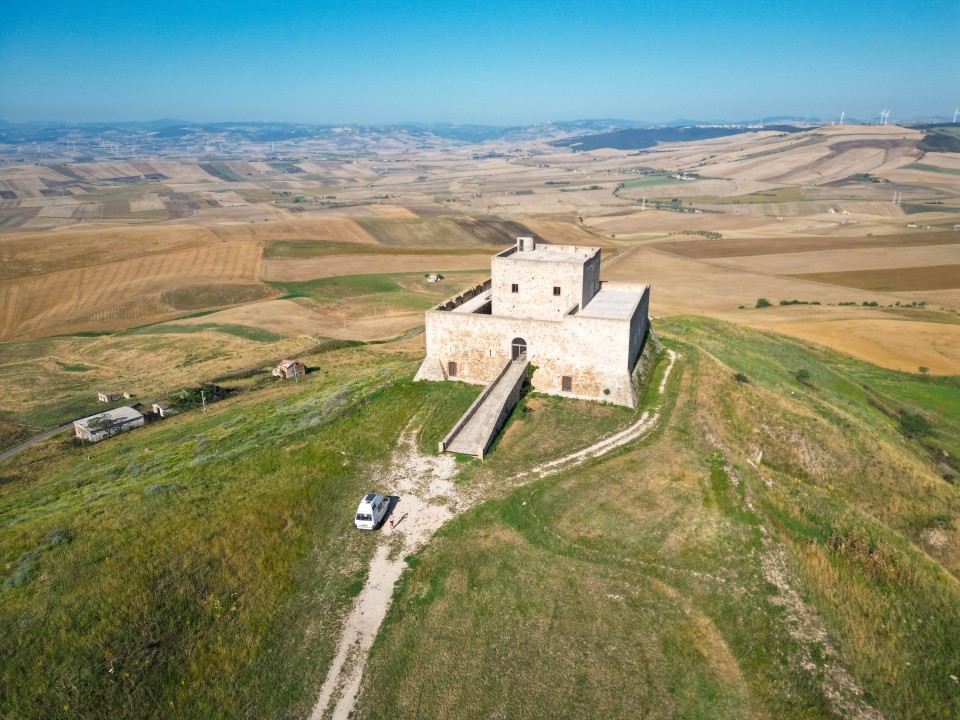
[266,272,487,316]
[353,319,960,720]
[0,347,477,719]
[3,320,959,719]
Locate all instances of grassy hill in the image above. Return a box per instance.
[1,321,958,719]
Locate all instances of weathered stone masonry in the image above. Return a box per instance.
[415,237,650,408]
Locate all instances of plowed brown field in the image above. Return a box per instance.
[792,264,960,292]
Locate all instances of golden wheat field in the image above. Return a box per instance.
[0,240,263,340]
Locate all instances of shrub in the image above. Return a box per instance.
[794,369,812,385]
[734,373,750,384]
[755,298,772,308]
[899,411,932,439]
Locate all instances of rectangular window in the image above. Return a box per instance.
[553,286,561,296]
[448,361,458,378]
[511,283,519,293]
[561,376,572,392]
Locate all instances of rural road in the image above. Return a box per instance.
[309,349,678,720]
[0,422,74,464]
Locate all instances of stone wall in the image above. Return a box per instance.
[416,300,649,407]
[491,245,600,321]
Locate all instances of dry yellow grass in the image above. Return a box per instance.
[603,243,960,371]
[587,209,775,236]
[262,254,489,282]
[0,241,263,340]
[208,217,379,245]
[0,327,321,427]
[0,224,218,280]
[706,243,960,276]
[741,319,960,374]
[603,245,904,314]
[520,219,619,247]
[178,299,420,341]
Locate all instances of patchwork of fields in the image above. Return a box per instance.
[1,123,960,720]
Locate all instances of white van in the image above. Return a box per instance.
[355,493,390,530]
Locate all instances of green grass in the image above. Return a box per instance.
[232,188,281,203]
[60,364,93,373]
[72,184,173,219]
[263,240,492,259]
[353,218,482,247]
[198,162,247,183]
[354,343,836,719]
[903,163,960,176]
[353,320,960,719]
[265,272,485,315]
[742,134,827,160]
[269,275,410,300]
[664,186,804,205]
[49,165,85,181]
[0,356,477,719]
[619,174,686,189]
[124,323,281,343]
[902,202,960,214]
[4,319,959,719]
[266,162,303,173]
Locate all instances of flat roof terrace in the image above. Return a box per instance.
[578,287,648,320]
[495,244,598,265]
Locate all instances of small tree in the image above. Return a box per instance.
[734,372,750,384]
[87,414,118,439]
[755,298,772,308]
[794,369,811,385]
[919,366,929,375]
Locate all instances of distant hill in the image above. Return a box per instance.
[917,125,960,153]
[549,125,806,151]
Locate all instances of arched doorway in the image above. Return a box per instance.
[511,337,527,362]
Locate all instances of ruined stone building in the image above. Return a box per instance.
[415,236,651,407]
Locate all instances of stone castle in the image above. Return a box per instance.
[415,236,651,407]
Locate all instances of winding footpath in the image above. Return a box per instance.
[309,350,678,720]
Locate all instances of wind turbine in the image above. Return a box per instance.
[954,107,959,123]
[839,111,845,125]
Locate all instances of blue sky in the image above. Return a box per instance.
[1,0,957,124]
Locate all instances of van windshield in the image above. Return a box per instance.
[356,513,372,521]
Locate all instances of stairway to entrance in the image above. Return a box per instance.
[441,359,529,459]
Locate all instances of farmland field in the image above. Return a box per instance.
[650,231,960,259]
[905,162,960,176]
[0,240,263,340]
[792,264,960,291]
[1,121,960,720]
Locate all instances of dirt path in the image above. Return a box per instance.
[0,422,74,464]
[309,349,679,720]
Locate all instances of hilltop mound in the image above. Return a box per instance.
[2,320,958,719]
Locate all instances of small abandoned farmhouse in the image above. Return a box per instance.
[415,236,650,408]
[273,358,306,380]
[74,406,144,443]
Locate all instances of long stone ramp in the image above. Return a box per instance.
[441,359,529,459]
